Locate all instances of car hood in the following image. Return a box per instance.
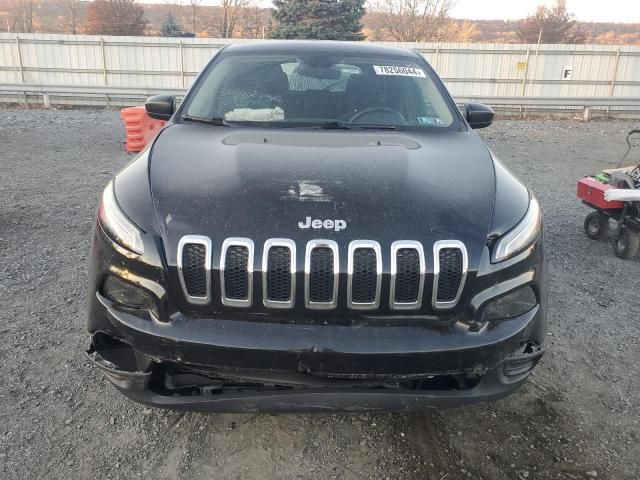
[149,124,496,269]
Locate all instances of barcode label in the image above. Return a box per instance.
[373,66,426,78]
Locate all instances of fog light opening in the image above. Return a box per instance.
[87,332,140,373]
[483,285,537,322]
[101,275,158,318]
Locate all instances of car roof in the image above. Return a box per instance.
[222,40,422,59]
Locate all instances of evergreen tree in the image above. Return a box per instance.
[161,12,183,37]
[270,0,365,41]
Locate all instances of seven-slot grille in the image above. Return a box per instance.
[177,237,467,311]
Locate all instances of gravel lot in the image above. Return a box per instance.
[0,108,639,480]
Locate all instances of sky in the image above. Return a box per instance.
[449,0,640,23]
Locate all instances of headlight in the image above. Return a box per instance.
[492,196,541,263]
[483,286,537,321]
[98,181,144,254]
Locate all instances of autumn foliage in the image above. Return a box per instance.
[517,0,585,44]
[0,0,639,45]
[84,0,147,35]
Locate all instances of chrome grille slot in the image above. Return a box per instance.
[348,241,382,310]
[390,241,425,310]
[262,239,296,309]
[432,241,468,310]
[177,235,212,305]
[305,240,339,309]
[220,238,254,308]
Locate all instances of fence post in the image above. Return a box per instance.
[100,38,109,107]
[520,48,531,97]
[519,47,531,116]
[100,38,108,86]
[607,49,621,117]
[14,35,25,84]
[179,40,185,88]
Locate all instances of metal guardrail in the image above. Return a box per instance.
[2,83,640,119]
[456,96,640,120]
[457,96,640,107]
[0,83,185,108]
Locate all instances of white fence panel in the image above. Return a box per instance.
[1,33,640,116]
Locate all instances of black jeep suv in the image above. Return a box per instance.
[87,41,546,412]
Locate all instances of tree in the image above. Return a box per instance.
[58,0,80,34]
[213,0,249,38]
[518,0,585,44]
[162,0,189,35]
[84,0,147,35]
[187,0,201,34]
[239,4,271,39]
[4,0,39,33]
[368,0,455,42]
[161,12,182,36]
[445,20,479,43]
[270,0,365,41]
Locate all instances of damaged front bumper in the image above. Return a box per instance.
[86,221,547,412]
[86,299,545,413]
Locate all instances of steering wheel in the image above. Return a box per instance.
[348,107,407,125]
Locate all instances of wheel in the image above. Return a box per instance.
[613,227,640,259]
[584,212,609,240]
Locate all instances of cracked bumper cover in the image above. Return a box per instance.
[86,297,545,412]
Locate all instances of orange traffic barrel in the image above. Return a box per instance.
[120,106,167,153]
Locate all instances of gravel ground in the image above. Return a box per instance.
[0,108,639,480]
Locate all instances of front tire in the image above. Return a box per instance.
[584,212,609,240]
[613,228,640,259]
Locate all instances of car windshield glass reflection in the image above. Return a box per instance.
[184,53,457,129]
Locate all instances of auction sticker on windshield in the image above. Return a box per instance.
[373,66,426,77]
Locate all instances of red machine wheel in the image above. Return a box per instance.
[613,228,640,259]
[584,212,609,240]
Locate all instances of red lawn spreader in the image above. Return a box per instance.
[577,130,640,259]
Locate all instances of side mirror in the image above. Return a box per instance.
[464,103,494,129]
[145,95,176,121]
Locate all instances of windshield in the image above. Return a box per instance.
[183,51,459,130]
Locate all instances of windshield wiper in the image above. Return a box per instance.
[321,121,352,130]
[351,124,401,130]
[321,121,401,131]
[182,115,230,126]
